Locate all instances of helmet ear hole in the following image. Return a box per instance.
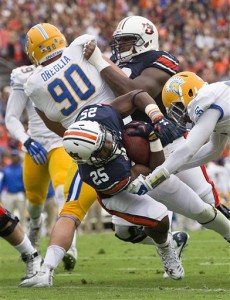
[188,89,193,97]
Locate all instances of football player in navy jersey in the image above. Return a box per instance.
[62,100,230,277]
[83,15,230,250]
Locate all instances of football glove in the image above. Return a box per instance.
[24,138,48,165]
[126,174,151,195]
[124,121,158,142]
[153,116,184,147]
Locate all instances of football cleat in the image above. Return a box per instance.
[157,233,185,280]
[28,225,41,248]
[62,253,76,272]
[163,231,189,278]
[19,264,54,288]
[21,251,43,279]
[216,204,230,220]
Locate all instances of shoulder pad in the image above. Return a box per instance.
[10,65,35,90]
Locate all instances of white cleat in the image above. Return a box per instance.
[19,264,54,288]
[157,233,185,280]
[21,251,43,279]
[163,231,189,278]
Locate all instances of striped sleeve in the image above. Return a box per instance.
[152,54,179,75]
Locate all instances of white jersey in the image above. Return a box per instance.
[156,80,230,175]
[5,65,63,152]
[188,81,230,135]
[24,37,115,129]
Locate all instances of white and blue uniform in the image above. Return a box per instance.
[161,81,230,174]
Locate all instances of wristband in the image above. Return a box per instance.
[150,139,163,152]
[145,104,163,123]
[88,46,110,72]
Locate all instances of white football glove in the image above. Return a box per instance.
[126,175,152,195]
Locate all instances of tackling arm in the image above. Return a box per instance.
[83,41,170,98]
[35,109,67,137]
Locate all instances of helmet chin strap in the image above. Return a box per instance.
[32,51,39,66]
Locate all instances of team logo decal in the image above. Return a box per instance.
[142,23,154,34]
[165,76,185,97]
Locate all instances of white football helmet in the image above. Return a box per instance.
[110,16,159,62]
[63,120,122,166]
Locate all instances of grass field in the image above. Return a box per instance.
[0,229,229,300]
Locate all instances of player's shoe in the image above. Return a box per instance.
[21,251,43,279]
[216,204,230,219]
[163,231,189,278]
[62,245,77,271]
[28,225,41,247]
[19,264,54,288]
[157,233,185,280]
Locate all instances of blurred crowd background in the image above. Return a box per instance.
[0,0,229,232]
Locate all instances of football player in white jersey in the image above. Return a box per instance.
[5,65,78,272]
[17,23,117,287]
[127,72,230,194]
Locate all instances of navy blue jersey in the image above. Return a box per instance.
[76,104,132,199]
[111,50,179,118]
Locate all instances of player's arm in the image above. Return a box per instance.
[5,89,30,144]
[83,41,170,98]
[35,108,67,137]
[161,109,221,174]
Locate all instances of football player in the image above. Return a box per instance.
[5,65,78,271]
[83,15,230,248]
[128,72,230,195]
[0,205,42,280]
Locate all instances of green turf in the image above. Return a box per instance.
[0,229,229,300]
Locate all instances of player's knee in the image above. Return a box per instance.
[114,225,147,243]
[26,191,44,206]
[0,209,19,237]
[196,203,217,224]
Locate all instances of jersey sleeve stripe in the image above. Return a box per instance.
[155,56,178,71]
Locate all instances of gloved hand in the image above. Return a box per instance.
[153,116,184,147]
[126,175,151,195]
[24,138,48,165]
[125,121,158,142]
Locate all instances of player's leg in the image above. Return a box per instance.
[101,191,184,280]
[149,175,230,242]
[23,153,50,247]
[113,215,189,263]
[19,161,97,287]
[0,205,42,279]
[48,147,78,271]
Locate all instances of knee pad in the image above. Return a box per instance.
[115,225,147,243]
[0,208,19,237]
[196,204,217,225]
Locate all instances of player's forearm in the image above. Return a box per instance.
[100,67,136,96]
[179,134,228,171]
[5,114,29,144]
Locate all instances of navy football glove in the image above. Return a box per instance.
[153,117,184,147]
[24,138,48,165]
[124,121,158,142]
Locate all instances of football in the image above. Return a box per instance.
[123,127,150,166]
